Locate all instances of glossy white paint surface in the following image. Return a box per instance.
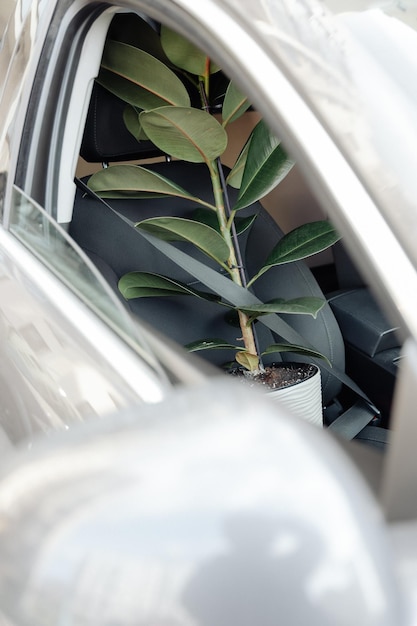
[0,382,404,625]
[0,222,167,442]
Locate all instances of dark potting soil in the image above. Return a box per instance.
[230,363,317,391]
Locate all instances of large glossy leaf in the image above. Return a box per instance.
[97,69,166,111]
[87,165,212,203]
[123,105,148,141]
[140,107,228,163]
[249,221,341,284]
[262,343,330,364]
[136,216,230,266]
[98,41,190,109]
[186,339,242,352]
[192,208,257,235]
[118,272,216,301]
[160,25,221,75]
[226,139,250,189]
[240,297,325,323]
[222,82,250,126]
[233,119,294,210]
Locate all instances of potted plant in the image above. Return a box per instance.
[87,18,340,425]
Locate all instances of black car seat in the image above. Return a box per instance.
[70,16,388,446]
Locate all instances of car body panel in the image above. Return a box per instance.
[0,381,404,626]
[0,0,54,184]
[1,0,417,621]
[0,202,168,443]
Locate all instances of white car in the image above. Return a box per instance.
[0,0,417,623]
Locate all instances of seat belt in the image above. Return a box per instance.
[327,399,377,439]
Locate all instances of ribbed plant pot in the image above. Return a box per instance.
[232,362,323,427]
[266,363,322,427]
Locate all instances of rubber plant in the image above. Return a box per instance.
[88,19,340,376]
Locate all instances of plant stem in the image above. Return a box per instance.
[217,159,246,287]
[199,74,261,370]
[208,159,259,361]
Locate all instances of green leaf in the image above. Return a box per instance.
[87,165,211,203]
[98,41,190,109]
[233,213,258,235]
[235,351,260,371]
[262,343,330,365]
[160,25,221,75]
[140,106,228,163]
[192,208,257,235]
[123,105,148,141]
[240,297,325,323]
[118,272,216,301]
[233,119,294,210]
[136,216,230,266]
[222,82,250,126]
[249,221,341,284]
[186,338,242,352]
[227,140,250,189]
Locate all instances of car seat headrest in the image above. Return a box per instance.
[80,13,165,163]
[80,82,164,163]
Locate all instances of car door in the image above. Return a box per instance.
[0,182,176,446]
[0,1,178,446]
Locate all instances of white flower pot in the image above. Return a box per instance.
[267,364,323,427]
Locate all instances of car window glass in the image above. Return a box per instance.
[8,185,160,369]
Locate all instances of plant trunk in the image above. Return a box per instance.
[208,159,259,364]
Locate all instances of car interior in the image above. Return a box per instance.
[59,11,402,454]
